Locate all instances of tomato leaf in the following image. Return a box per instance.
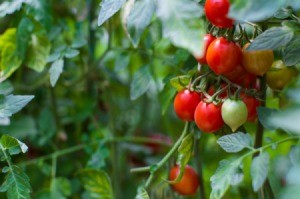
[177,133,194,166]
[0,95,34,118]
[0,1,27,18]
[77,169,114,199]
[135,187,150,199]
[283,36,300,66]
[248,27,294,51]
[0,82,13,96]
[98,0,127,26]
[170,75,191,91]
[229,0,286,22]
[126,0,156,47]
[49,59,64,87]
[210,159,243,199]
[130,65,152,100]
[157,0,205,57]
[159,83,176,115]
[217,132,252,153]
[251,152,270,192]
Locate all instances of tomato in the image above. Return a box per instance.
[242,43,274,76]
[221,99,248,132]
[174,89,201,121]
[145,134,172,154]
[169,165,199,195]
[206,37,242,75]
[241,93,260,122]
[194,100,224,133]
[223,64,257,88]
[195,34,216,65]
[204,0,233,28]
[266,60,297,90]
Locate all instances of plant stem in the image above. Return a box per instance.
[195,137,206,199]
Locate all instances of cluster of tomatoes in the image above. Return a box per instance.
[168,0,297,196]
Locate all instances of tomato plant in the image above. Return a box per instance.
[174,89,201,121]
[169,165,199,196]
[206,37,242,75]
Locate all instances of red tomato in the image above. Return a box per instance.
[241,93,260,122]
[169,165,199,195]
[223,65,257,88]
[206,37,242,75]
[174,89,201,121]
[194,100,224,133]
[145,134,172,154]
[195,34,216,65]
[204,0,234,28]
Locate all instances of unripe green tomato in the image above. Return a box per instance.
[266,60,297,90]
[221,99,248,132]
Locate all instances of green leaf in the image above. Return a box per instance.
[135,187,150,199]
[77,169,114,199]
[98,0,127,26]
[177,133,194,167]
[217,132,252,153]
[130,65,152,100]
[251,152,270,192]
[0,95,34,118]
[157,0,205,57]
[0,135,28,154]
[248,27,294,51]
[0,82,13,95]
[25,34,51,72]
[0,1,27,17]
[0,165,31,199]
[0,28,17,49]
[229,0,286,22]
[274,8,293,19]
[16,17,34,60]
[64,48,79,59]
[289,146,300,165]
[0,43,22,82]
[126,0,156,47]
[210,159,242,199]
[283,36,300,66]
[159,83,176,115]
[88,144,109,169]
[257,107,279,131]
[170,75,191,91]
[49,177,71,199]
[114,53,130,71]
[49,59,64,87]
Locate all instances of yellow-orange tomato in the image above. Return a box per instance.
[266,60,297,90]
[242,43,274,76]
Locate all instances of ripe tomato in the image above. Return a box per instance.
[242,43,274,76]
[195,34,216,65]
[169,165,199,196]
[241,93,260,122]
[206,37,242,75]
[221,99,248,132]
[194,100,224,133]
[223,64,257,88]
[204,0,233,28]
[174,89,201,121]
[145,134,172,154]
[266,60,297,90]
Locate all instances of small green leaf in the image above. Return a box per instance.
[77,169,114,199]
[25,34,51,72]
[210,159,242,199]
[135,187,150,199]
[251,152,270,192]
[98,0,127,26]
[0,95,34,118]
[130,65,152,100]
[248,27,294,51]
[170,75,191,91]
[0,82,13,95]
[50,177,71,199]
[49,59,64,87]
[177,133,194,167]
[159,83,176,115]
[229,0,286,22]
[157,0,205,57]
[274,8,293,19]
[217,132,252,153]
[64,48,79,59]
[0,1,27,17]
[283,36,300,66]
[126,0,156,47]
[0,135,28,155]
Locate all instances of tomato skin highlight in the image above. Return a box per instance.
[241,93,260,122]
[266,60,297,90]
[204,0,233,28]
[174,89,201,121]
[194,100,224,133]
[221,99,248,132]
[206,37,242,75]
[195,34,216,65]
[169,165,199,196]
[242,43,274,76]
